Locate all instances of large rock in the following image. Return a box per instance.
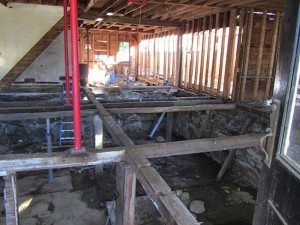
[190,200,205,214]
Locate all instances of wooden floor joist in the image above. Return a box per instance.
[0,133,262,176]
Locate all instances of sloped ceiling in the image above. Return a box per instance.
[0,3,63,80]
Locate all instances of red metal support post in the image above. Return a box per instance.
[70,0,83,151]
[64,0,71,105]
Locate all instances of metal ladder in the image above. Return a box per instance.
[59,118,74,145]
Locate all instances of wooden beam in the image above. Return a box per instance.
[217,11,227,97]
[253,10,267,100]
[4,174,18,225]
[127,150,198,225]
[199,16,208,93]
[0,110,96,121]
[175,26,184,87]
[166,112,173,142]
[204,15,213,94]
[107,103,236,114]
[0,134,263,176]
[241,8,254,101]
[264,13,280,99]
[210,13,219,94]
[78,15,181,28]
[223,9,237,99]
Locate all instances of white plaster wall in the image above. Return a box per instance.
[0,3,63,80]
[17,31,71,82]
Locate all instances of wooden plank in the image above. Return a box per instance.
[163,31,168,84]
[223,9,237,99]
[127,149,151,170]
[4,174,18,225]
[264,13,280,99]
[166,112,173,142]
[183,22,190,89]
[159,194,199,225]
[107,103,236,114]
[210,13,219,94]
[0,110,97,121]
[241,8,254,101]
[234,8,248,101]
[172,29,177,84]
[199,16,208,93]
[188,20,196,89]
[231,9,245,101]
[0,133,263,176]
[204,15,213,94]
[167,31,172,82]
[116,162,125,225]
[153,33,158,83]
[253,10,267,100]
[122,165,136,225]
[217,11,227,97]
[175,26,184,87]
[194,18,202,91]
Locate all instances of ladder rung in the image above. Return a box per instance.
[61,130,74,132]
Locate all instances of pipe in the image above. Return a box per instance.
[46,118,54,183]
[64,0,71,105]
[148,112,166,139]
[70,0,82,150]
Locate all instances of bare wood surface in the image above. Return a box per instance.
[253,10,267,100]
[166,112,173,142]
[241,8,254,101]
[0,110,96,121]
[0,134,262,176]
[264,13,280,99]
[4,174,18,225]
[217,11,227,97]
[107,103,236,114]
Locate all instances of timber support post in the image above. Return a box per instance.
[4,173,18,225]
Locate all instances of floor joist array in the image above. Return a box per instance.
[0,86,266,225]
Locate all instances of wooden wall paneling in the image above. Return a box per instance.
[217,11,228,97]
[264,13,280,99]
[188,20,196,89]
[210,13,220,95]
[240,8,254,101]
[136,34,140,77]
[204,15,213,93]
[253,10,267,100]
[142,35,146,78]
[231,8,245,101]
[199,16,207,93]
[154,33,159,85]
[87,30,90,68]
[175,27,183,87]
[193,19,201,91]
[223,9,237,100]
[151,34,155,81]
[92,33,95,66]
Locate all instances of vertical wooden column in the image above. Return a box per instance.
[241,8,254,101]
[253,10,267,100]
[199,16,207,93]
[204,15,213,93]
[264,13,280,99]
[232,8,245,101]
[189,20,196,89]
[194,19,201,90]
[4,173,18,225]
[166,112,173,142]
[217,11,227,97]
[223,9,237,99]
[175,26,184,87]
[210,13,220,95]
[116,162,136,225]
